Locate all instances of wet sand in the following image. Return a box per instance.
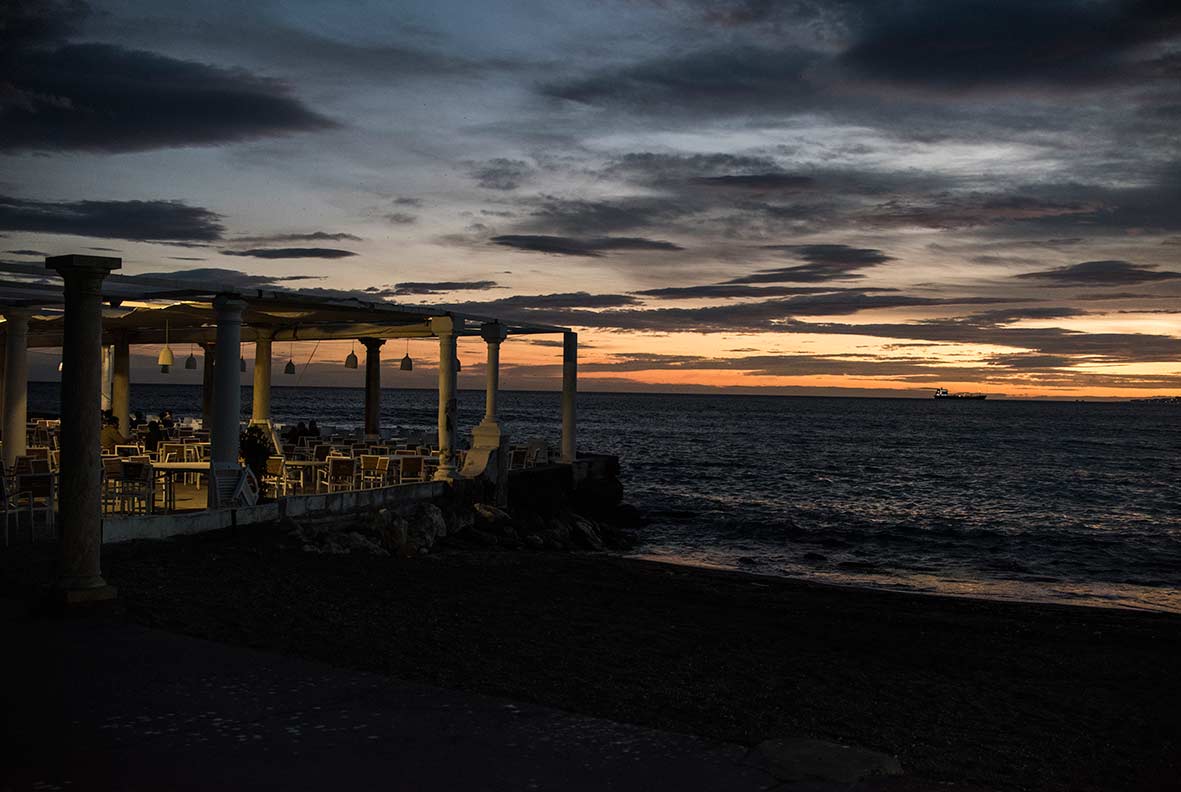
[7,528,1180,791]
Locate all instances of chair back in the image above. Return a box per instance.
[265,456,285,476]
[313,444,332,462]
[115,444,142,458]
[360,454,382,472]
[25,446,50,461]
[102,457,125,477]
[399,456,423,480]
[18,472,54,499]
[328,456,355,480]
[28,458,50,475]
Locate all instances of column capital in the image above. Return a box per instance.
[213,294,247,318]
[361,337,385,350]
[480,322,508,344]
[46,254,122,277]
[254,326,275,341]
[430,315,463,336]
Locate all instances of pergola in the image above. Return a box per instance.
[0,255,579,603]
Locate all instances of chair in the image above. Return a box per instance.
[369,445,390,456]
[16,473,56,538]
[318,457,356,493]
[509,447,528,469]
[526,440,550,467]
[1,473,28,546]
[101,457,126,514]
[114,444,143,458]
[397,455,425,484]
[209,464,257,507]
[119,460,154,515]
[359,455,390,489]
[25,446,50,463]
[312,444,332,462]
[263,456,289,497]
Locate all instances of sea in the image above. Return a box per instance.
[32,383,1181,614]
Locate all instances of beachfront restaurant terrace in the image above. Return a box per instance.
[0,255,579,601]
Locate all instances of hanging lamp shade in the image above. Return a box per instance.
[184,346,197,370]
[239,356,247,372]
[400,353,413,371]
[344,350,358,369]
[157,320,174,372]
[284,359,296,375]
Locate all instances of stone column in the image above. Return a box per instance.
[100,345,113,412]
[199,342,215,428]
[111,333,131,436]
[362,337,384,439]
[431,316,460,482]
[46,254,120,603]
[251,329,273,425]
[211,297,245,467]
[472,322,507,448]
[0,342,6,429]
[2,308,31,469]
[561,331,577,463]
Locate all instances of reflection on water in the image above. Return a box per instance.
[36,384,1181,614]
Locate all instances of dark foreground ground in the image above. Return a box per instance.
[6,528,1180,791]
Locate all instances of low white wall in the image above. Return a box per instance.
[102,480,448,544]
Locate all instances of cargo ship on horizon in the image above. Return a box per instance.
[934,388,987,400]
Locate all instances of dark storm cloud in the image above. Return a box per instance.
[0,195,224,242]
[633,284,875,300]
[1015,260,1181,286]
[5,249,48,256]
[221,247,356,259]
[1,45,336,153]
[543,46,823,115]
[0,1,335,152]
[446,292,1016,332]
[691,174,816,191]
[839,0,1181,92]
[603,152,782,186]
[123,268,319,289]
[470,159,533,191]
[385,213,417,225]
[526,195,692,235]
[233,231,363,244]
[388,281,501,295]
[491,235,683,257]
[445,292,640,311]
[726,244,893,283]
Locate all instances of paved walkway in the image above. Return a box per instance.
[3,613,778,791]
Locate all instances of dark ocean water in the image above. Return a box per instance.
[33,383,1181,613]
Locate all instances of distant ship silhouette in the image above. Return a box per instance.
[933,388,987,400]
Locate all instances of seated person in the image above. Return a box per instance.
[144,421,165,453]
[100,415,128,452]
[307,420,321,438]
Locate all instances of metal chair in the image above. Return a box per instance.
[318,457,356,493]
[16,472,56,538]
[359,455,390,489]
[397,455,425,484]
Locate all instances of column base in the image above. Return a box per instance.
[471,419,502,448]
[54,584,118,605]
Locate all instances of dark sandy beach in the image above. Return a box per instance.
[6,528,1180,791]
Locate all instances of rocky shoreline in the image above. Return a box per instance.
[289,488,643,557]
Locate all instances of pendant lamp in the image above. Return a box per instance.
[157,320,174,373]
[284,341,296,375]
[344,340,358,369]
[184,343,197,370]
[399,339,413,371]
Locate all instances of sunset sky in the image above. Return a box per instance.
[3,0,1180,398]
